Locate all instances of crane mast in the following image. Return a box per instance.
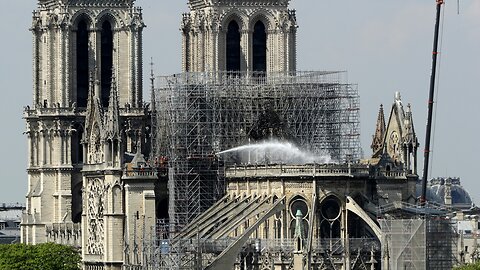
[421,0,444,206]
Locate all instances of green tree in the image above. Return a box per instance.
[455,262,480,270]
[0,243,81,270]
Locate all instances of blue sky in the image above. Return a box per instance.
[1,0,479,204]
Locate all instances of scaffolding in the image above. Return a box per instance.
[136,225,381,270]
[152,71,361,225]
[380,217,458,270]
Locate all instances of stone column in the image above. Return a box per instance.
[267,30,277,73]
[136,27,144,106]
[46,28,52,104]
[217,30,225,71]
[413,147,418,175]
[189,31,195,72]
[199,28,205,71]
[63,28,70,107]
[241,30,250,72]
[182,28,189,72]
[89,27,99,90]
[342,205,351,270]
[27,133,33,167]
[32,28,40,107]
[289,28,297,72]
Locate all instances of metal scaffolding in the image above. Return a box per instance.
[380,217,458,270]
[135,227,380,270]
[380,219,427,270]
[152,71,361,225]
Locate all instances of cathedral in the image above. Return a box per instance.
[21,0,426,269]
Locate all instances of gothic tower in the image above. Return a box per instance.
[182,0,297,73]
[22,0,149,254]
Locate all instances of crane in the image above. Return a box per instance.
[420,0,444,206]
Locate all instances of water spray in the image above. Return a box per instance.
[217,139,333,165]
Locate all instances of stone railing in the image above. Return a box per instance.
[375,170,408,179]
[123,168,157,179]
[23,105,145,117]
[311,238,380,253]
[225,164,370,179]
[23,107,82,117]
[46,222,82,248]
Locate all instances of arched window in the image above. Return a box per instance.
[252,21,267,73]
[226,20,241,72]
[76,20,89,107]
[318,196,342,238]
[101,21,113,107]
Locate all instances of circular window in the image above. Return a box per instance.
[290,198,309,218]
[320,197,341,220]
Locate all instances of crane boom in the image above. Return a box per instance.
[421,0,444,206]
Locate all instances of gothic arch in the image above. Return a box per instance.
[220,10,247,32]
[71,11,94,30]
[95,11,120,29]
[248,9,274,31]
[288,195,309,216]
[317,194,343,239]
[288,195,309,238]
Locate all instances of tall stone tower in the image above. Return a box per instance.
[182,0,297,73]
[22,2,154,266]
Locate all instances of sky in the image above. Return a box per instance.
[1,1,479,204]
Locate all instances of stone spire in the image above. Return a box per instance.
[85,72,104,133]
[293,209,305,269]
[402,104,416,145]
[371,104,386,158]
[293,209,306,251]
[402,103,419,174]
[104,69,120,141]
[293,209,305,244]
[84,72,105,165]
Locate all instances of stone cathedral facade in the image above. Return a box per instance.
[20,0,336,269]
[22,0,156,269]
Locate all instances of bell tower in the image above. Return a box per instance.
[22,0,147,251]
[182,0,298,73]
